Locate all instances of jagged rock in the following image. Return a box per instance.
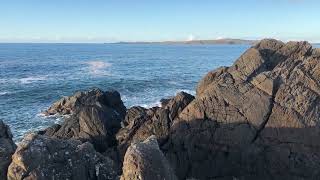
[39,124,61,136]
[163,92,195,121]
[163,39,320,179]
[197,66,228,95]
[7,134,117,180]
[41,88,127,152]
[121,135,177,180]
[180,39,318,127]
[45,88,126,119]
[0,120,16,180]
[116,92,194,159]
[116,106,169,159]
[120,106,147,128]
[312,48,320,57]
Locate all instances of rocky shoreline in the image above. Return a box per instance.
[1,39,320,180]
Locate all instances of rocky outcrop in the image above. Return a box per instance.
[7,134,117,180]
[40,88,127,152]
[116,92,194,159]
[162,39,320,179]
[0,120,16,180]
[121,135,177,180]
[45,88,126,118]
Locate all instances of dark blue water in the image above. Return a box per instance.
[0,43,249,140]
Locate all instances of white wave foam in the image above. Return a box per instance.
[86,61,112,76]
[168,81,178,85]
[176,89,196,95]
[141,101,162,108]
[0,91,9,96]
[37,112,69,124]
[36,112,50,118]
[19,76,48,84]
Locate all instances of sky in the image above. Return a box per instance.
[0,0,319,43]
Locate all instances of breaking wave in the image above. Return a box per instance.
[19,76,48,84]
[0,91,10,96]
[86,61,112,76]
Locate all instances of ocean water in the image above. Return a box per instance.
[0,43,249,140]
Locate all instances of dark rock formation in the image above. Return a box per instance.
[121,135,177,180]
[40,88,126,152]
[162,39,320,179]
[163,92,195,121]
[0,120,16,180]
[116,92,194,159]
[45,88,126,118]
[7,134,117,180]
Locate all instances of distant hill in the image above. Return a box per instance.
[114,38,256,45]
[162,38,256,45]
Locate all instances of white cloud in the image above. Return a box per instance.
[187,34,195,41]
[215,36,225,40]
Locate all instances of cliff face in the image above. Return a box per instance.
[164,39,320,179]
[4,39,320,180]
[181,39,318,128]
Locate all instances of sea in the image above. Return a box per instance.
[0,43,252,140]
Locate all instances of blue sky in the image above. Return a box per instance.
[0,0,319,43]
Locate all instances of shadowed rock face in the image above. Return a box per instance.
[163,122,320,180]
[121,135,177,180]
[7,134,117,180]
[40,88,127,152]
[0,120,16,180]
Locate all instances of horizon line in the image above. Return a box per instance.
[0,37,319,44]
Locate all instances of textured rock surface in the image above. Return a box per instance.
[163,92,195,121]
[121,135,177,180]
[116,92,194,159]
[45,88,126,118]
[41,88,127,152]
[7,134,117,180]
[0,120,16,180]
[162,39,320,179]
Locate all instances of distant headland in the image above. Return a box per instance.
[112,38,257,45]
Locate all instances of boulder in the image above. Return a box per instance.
[0,120,16,180]
[41,88,127,152]
[162,39,320,179]
[121,135,177,180]
[7,134,117,180]
[45,88,126,119]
